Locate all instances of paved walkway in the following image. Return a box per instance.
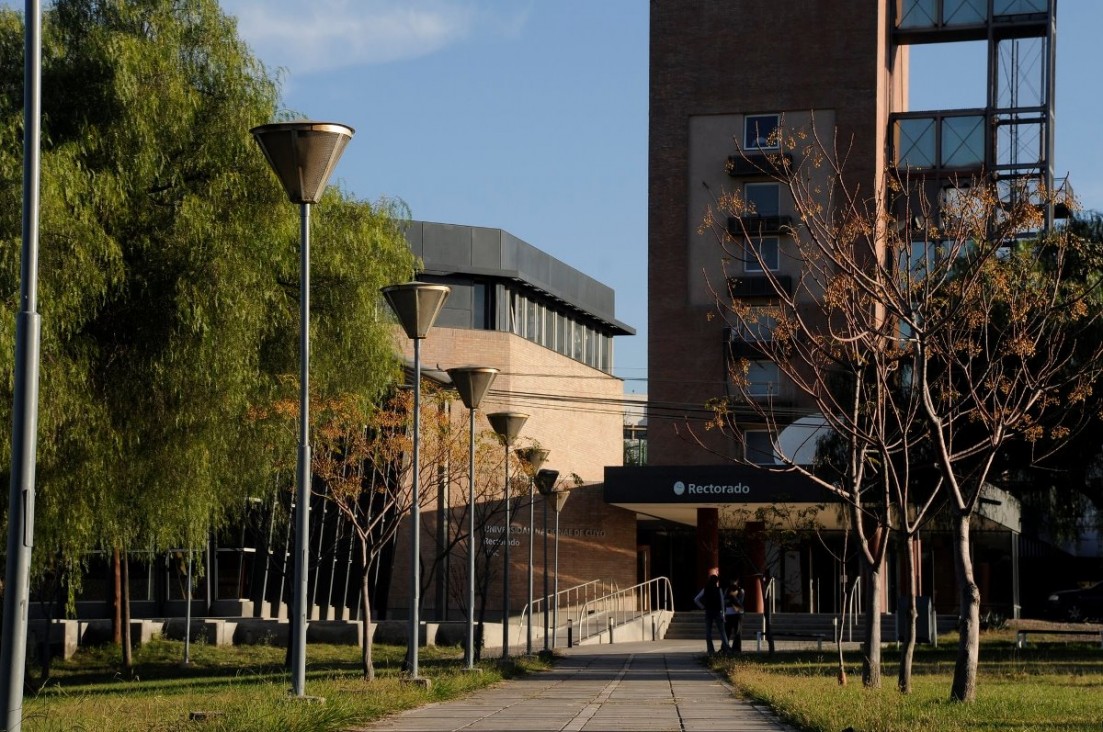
[351,640,796,732]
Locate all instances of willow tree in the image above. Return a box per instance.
[0,0,415,651]
[705,123,1103,701]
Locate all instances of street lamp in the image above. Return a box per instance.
[515,448,549,655]
[2,2,42,728]
[486,412,528,658]
[251,120,354,698]
[445,366,499,669]
[382,281,451,683]
[551,486,570,648]
[534,468,560,652]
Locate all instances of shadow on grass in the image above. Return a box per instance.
[30,639,473,698]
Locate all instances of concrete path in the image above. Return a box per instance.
[351,640,796,732]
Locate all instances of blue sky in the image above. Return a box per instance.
[10,2,1102,393]
[216,0,1101,394]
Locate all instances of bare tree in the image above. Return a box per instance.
[700,125,939,689]
[704,121,1103,701]
[312,384,462,680]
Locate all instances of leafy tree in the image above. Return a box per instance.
[0,0,415,665]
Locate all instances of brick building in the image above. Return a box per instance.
[606,0,1058,617]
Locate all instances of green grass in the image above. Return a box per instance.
[714,636,1103,732]
[18,638,549,732]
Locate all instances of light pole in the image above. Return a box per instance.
[251,120,354,698]
[551,487,570,648]
[445,366,499,669]
[534,469,559,652]
[486,412,528,658]
[382,282,451,682]
[2,3,42,728]
[515,448,548,655]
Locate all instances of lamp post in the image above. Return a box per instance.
[551,487,570,647]
[534,469,559,652]
[2,3,42,728]
[445,366,499,669]
[515,448,549,655]
[486,412,528,658]
[251,120,354,698]
[382,282,451,682]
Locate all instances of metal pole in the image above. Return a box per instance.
[290,202,311,697]
[502,446,510,657]
[553,510,560,649]
[2,2,42,728]
[542,497,549,651]
[526,479,534,655]
[408,336,422,678]
[465,408,476,669]
[184,551,192,665]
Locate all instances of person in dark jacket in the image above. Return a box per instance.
[725,579,745,652]
[693,573,730,655]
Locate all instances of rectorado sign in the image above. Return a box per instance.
[674,481,750,496]
[604,465,830,505]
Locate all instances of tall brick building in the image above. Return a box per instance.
[607,0,1057,616]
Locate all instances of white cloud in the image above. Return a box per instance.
[221,0,531,74]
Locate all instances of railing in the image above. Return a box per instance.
[572,577,674,645]
[515,579,619,648]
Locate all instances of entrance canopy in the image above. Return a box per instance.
[604,464,843,528]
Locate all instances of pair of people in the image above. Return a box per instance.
[694,574,745,655]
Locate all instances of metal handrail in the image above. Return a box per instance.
[573,577,674,644]
[515,579,619,648]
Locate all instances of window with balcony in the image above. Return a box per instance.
[744,114,780,150]
[745,183,780,217]
[745,361,780,397]
[746,237,780,272]
[732,308,779,344]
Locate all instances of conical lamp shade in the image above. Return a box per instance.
[447,366,499,410]
[251,121,354,204]
[487,412,529,446]
[381,282,451,339]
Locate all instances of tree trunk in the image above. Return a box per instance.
[475,549,495,663]
[121,549,133,674]
[360,542,375,681]
[862,557,883,688]
[112,547,122,645]
[898,532,918,694]
[951,510,980,702]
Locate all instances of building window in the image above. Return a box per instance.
[744,430,776,465]
[745,182,780,217]
[544,307,556,350]
[745,361,780,397]
[746,237,780,272]
[745,114,780,150]
[526,299,541,343]
[732,308,778,343]
[472,283,488,330]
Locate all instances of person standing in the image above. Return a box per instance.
[694,573,730,656]
[725,579,745,652]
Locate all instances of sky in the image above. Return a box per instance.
[8,1,1102,393]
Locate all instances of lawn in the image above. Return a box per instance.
[18,638,548,732]
[715,630,1103,732]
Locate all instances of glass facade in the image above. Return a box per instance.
[509,286,614,373]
